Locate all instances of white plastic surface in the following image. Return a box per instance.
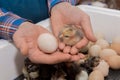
[0,40,24,80]
[1,5,120,79]
[79,5,120,42]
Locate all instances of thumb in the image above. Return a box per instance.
[81,17,96,42]
[19,40,28,56]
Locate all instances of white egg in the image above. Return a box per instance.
[106,55,120,69]
[88,45,102,57]
[37,33,58,53]
[99,49,117,60]
[96,39,109,49]
[89,70,104,80]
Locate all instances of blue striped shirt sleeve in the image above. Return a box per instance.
[0,8,27,41]
[48,0,77,11]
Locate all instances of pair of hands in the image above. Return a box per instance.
[13,2,96,64]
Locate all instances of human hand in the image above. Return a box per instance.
[13,22,84,64]
[50,2,96,55]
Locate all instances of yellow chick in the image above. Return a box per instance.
[58,24,83,46]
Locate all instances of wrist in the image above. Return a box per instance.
[51,2,72,15]
[48,0,77,12]
[18,22,34,29]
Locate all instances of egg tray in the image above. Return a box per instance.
[14,58,120,80]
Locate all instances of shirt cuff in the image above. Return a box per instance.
[48,0,77,12]
[0,8,27,41]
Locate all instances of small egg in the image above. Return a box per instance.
[111,43,120,55]
[93,60,109,77]
[106,55,120,69]
[99,49,117,60]
[37,33,58,53]
[89,70,104,80]
[88,45,102,57]
[94,32,105,40]
[96,39,109,49]
[76,70,88,80]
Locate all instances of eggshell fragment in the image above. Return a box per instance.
[96,39,109,49]
[89,70,104,80]
[99,49,117,60]
[106,55,120,69]
[88,45,102,57]
[93,60,109,77]
[37,33,58,53]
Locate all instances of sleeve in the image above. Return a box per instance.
[48,0,77,11]
[0,8,27,41]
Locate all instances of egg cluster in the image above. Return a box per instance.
[79,32,120,80]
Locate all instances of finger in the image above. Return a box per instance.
[80,16,96,42]
[28,50,71,64]
[19,40,28,56]
[63,46,71,53]
[50,16,64,37]
[70,53,84,62]
[78,53,85,59]
[70,46,78,55]
[59,41,65,50]
[74,37,88,49]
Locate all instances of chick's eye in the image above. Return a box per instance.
[64,35,70,38]
[69,28,73,31]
